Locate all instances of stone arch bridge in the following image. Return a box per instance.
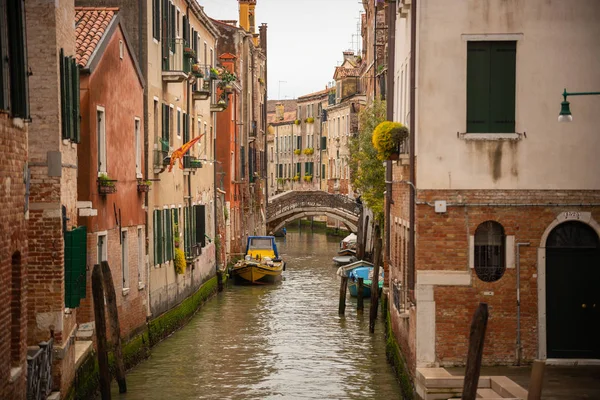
[267,191,361,234]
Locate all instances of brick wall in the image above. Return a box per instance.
[0,115,28,400]
[389,179,600,367]
[25,0,78,393]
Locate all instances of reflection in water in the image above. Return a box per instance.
[112,231,402,399]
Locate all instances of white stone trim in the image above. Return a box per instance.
[417,270,471,286]
[469,235,474,268]
[506,235,515,269]
[461,133,522,141]
[461,33,524,41]
[537,211,600,360]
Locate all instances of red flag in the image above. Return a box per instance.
[168,135,204,172]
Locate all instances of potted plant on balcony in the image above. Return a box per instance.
[294,119,300,125]
[372,121,409,161]
[189,158,203,168]
[191,64,204,78]
[210,67,219,80]
[292,174,300,182]
[218,70,237,93]
[305,117,315,124]
[258,77,265,85]
[294,149,301,155]
[303,174,313,182]
[97,173,117,195]
[303,148,314,155]
[137,179,151,193]
[184,46,196,59]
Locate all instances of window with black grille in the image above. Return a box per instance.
[474,221,505,282]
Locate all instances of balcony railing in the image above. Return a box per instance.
[162,38,188,83]
[27,337,53,400]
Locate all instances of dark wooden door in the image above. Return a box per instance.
[546,221,600,359]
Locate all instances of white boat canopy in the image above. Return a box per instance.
[341,233,357,244]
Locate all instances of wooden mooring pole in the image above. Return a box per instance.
[338,276,348,315]
[357,277,364,312]
[462,302,489,400]
[100,261,127,393]
[217,269,224,292]
[92,264,111,400]
[527,360,546,400]
[369,224,382,333]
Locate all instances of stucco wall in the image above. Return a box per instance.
[415,0,600,190]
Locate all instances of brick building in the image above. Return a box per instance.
[23,0,83,394]
[212,0,268,257]
[0,0,29,398]
[388,0,600,375]
[74,7,148,339]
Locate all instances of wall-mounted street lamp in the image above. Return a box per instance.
[558,88,600,122]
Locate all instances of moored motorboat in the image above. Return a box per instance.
[332,255,357,266]
[337,260,384,297]
[231,236,285,284]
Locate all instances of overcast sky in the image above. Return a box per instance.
[199,0,364,100]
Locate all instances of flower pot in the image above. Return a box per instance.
[98,184,116,195]
[137,184,150,193]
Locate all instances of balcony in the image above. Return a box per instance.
[162,38,189,83]
[193,80,212,102]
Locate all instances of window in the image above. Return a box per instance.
[137,227,144,286]
[164,208,173,261]
[161,103,170,152]
[177,108,181,137]
[0,0,29,119]
[135,118,141,177]
[195,205,206,247]
[474,221,505,282]
[152,0,160,40]
[97,107,106,173]
[60,49,80,142]
[467,41,516,133]
[121,230,129,289]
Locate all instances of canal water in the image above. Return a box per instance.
[111,231,402,399]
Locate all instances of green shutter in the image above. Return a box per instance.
[153,210,158,264]
[191,205,196,246]
[489,41,516,133]
[72,58,80,143]
[64,226,87,308]
[169,3,175,53]
[157,210,164,264]
[60,50,67,139]
[65,56,73,140]
[466,41,491,133]
[153,0,160,40]
[322,164,325,179]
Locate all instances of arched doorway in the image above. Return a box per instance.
[546,221,600,359]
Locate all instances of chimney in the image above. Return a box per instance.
[238,0,257,33]
[259,23,267,54]
[343,50,355,63]
[275,102,284,121]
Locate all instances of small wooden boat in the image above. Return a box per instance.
[339,233,357,251]
[337,260,384,297]
[337,248,356,257]
[231,236,285,284]
[332,255,357,266]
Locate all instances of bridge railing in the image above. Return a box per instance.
[267,191,361,221]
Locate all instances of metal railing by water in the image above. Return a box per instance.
[27,337,53,400]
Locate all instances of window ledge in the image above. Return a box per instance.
[122,288,130,296]
[10,367,23,383]
[460,132,523,141]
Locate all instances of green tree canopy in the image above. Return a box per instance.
[349,99,386,224]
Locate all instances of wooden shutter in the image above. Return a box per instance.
[157,209,164,264]
[165,209,172,261]
[182,15,188,44]
[466,41,491,133]
[240,146,245,178]
[169,3,175,53]
[191,205,196,246]
[71,58,80,143]
[7,0,28,119]
[490,41,516,133]
[0,0,9,112]
[184,206,189,254]
[321,136,326,150]
[195,205,206,247]
[153,0,160,40]
[161,0,169,69]
[64,226,87,308]
[321,164,325,179]
[153,210,158,264]
[60,50,67,139]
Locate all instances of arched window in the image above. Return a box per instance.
[474,221,505,282]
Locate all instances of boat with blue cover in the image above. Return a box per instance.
[337,260,384,297]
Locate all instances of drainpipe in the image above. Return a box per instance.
[516,241,530,366]
[385,0,396,284]
[408,0,417,297]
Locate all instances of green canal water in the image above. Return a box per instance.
[111,231,403,399]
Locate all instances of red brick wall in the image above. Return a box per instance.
[0,115,28,400]
[390,183,600,368]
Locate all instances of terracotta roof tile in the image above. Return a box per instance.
[75,7,118,67]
